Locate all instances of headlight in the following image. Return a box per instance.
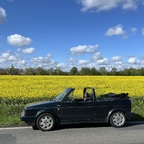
[21,109,25,116]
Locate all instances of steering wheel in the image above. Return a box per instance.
[67,96,75,102]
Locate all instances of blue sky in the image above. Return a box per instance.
[0,0,144,71]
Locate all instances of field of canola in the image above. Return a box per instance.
[0,76,144,104]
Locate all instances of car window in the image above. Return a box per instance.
[64,91,75,102]
[55,89,70,101]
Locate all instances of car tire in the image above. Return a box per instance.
[110,111,126,128]
[32,125,39,130]
[36,113,55,131]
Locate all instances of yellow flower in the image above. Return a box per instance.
[0,76,144,104]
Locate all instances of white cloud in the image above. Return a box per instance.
[142,28,144,36]
[0,7,6,24]
[122,0,137,10]
[47,53,52,58]
[92,52,103,60]
[7,34,32,47]
[112,56,122,61]
[0,51,27,68]
[2,52,10,59]
[22,47,35,54]
[115,61,123,65]
[0,52,12,63]
[57,63,65,68]
[105,24,127,38]
[68,58,75,63]
[97,58,109,65]
[131,27,137,33]
[79,0,140,12]
[78,60,89,64]
[141,56,144,60]
[30,53,56,69]
[16,60,27,68]
[70,44,98,55]
[8,55,16,61]
[128,57,137,64]
[1,47,144,71]
[56,63,74,72]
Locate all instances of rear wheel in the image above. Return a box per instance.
[36,113,55,131]
[110,111,126,127]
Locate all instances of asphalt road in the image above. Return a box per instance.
[0,122,144,144]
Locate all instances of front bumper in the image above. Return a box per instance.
[21,112,36,126]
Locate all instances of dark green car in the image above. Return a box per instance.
[21,87,131,131]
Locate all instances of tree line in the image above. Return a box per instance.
[0,65,144,76]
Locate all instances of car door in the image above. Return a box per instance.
[60,100,96,123]
[92,101,114,121]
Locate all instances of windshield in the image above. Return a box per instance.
[54,88,72,101]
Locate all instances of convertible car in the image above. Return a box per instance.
[21,87,131,131]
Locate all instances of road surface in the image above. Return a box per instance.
[0,122,144,144]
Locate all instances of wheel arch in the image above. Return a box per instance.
[35,110,60,125]
[106,108,127,123]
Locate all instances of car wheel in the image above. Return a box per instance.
[110,111,126,128]
[36,113,55,131]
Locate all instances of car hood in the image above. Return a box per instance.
[25,100,59,110]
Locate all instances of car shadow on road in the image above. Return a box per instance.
[54,121,144,131]
[125,121,144,127]
[130,113,144,121]
[33,121,144,131]
[54,123,110,131]
[123,112,144,128]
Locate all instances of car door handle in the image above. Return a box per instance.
[57,105,61,111]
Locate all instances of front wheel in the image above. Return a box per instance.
[36,113,55,131]
[110,111,126,128]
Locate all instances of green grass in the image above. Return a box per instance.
[131,97,144,120]
[0,97,144,127]
[0,104,26,127]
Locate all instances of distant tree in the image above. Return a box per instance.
[122,68,137,76]
[35,67,47,75]
[8,64,19,75]
[137,68,144,76]
[25,68,36,75]
[99,67,107,75]
[79,67,85,75]
[69,67,79,75]
[110,67,117,75]
[140,68,144,76]
[80,67,91,75]
[1,65,144,76]
[18,69,24,75]
[90,67,100,75]
[129,68,137,76]
[47,68,54,75]
[0,68,7,75]
[53,68,63,75]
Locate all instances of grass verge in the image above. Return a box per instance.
[0,97,144,127]
[131,97,144,120]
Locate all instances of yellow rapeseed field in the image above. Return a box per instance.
[0,76,144,104]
